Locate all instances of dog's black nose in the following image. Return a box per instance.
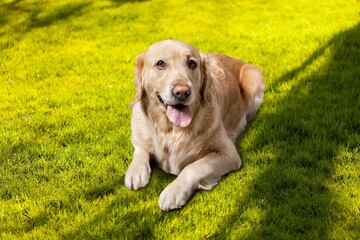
[172,84,191,101]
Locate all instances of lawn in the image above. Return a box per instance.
[1,0,359,239]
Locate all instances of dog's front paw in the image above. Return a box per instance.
[159,182,193,211]
[125,164,151,190]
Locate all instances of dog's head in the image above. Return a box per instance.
[133,40,211,128]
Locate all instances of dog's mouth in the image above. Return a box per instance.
[157,95,193,128]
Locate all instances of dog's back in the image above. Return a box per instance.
[205,53,264,142]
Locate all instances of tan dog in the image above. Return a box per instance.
[125,40,264,211]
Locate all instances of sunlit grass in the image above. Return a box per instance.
[1,0,359,239]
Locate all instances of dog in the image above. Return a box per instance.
[125,40,264,211]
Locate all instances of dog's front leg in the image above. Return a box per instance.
[158,147,241,211]
[125,147,151,190]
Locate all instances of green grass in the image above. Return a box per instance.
[1,0,359,239]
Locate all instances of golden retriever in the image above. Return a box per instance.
[125,40,264,211]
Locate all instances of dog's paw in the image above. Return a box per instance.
[158,182,193,211]
[125,164,151,190]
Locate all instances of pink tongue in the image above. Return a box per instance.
[166,105,193,128]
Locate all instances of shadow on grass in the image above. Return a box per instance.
[0,0,144,30]
[60,169,172,239]
[0,0,90,49]
[0,1,90,28]
[0,0,146,50]
[27,2,91,29]
[110,0,148,4]
[15,171,165,238]
[213,22,360,238]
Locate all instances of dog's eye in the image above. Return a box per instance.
[187,60,197,69]
[156,60,166,69]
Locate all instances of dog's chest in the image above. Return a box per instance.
[152,130,195,175]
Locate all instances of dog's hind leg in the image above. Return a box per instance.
[239,64,265,121]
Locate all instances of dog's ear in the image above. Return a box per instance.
[133,52,146,104]
[200,54,212,103]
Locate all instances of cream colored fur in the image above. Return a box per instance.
[125,40,264,211]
